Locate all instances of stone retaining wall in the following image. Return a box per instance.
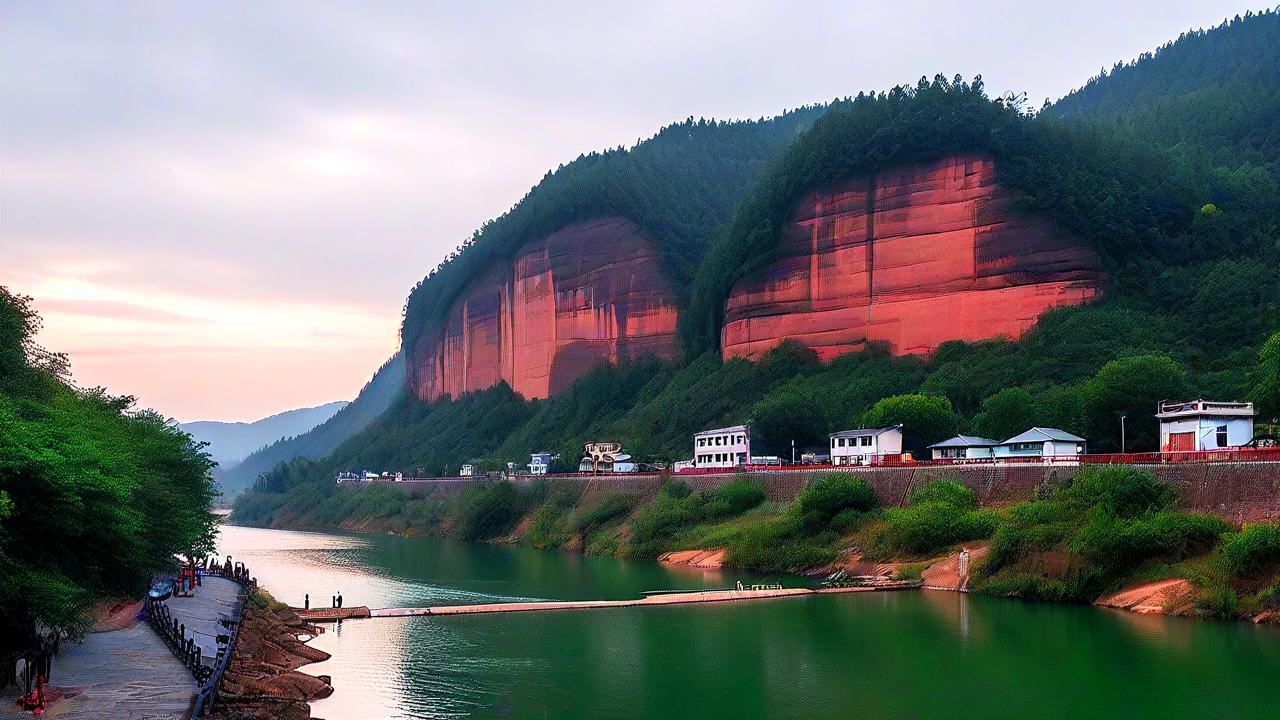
[356,462,1280,524]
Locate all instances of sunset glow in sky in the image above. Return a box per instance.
[0,1,1260,421]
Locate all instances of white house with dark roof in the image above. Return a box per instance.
[830,425,903,466]
[1156,400,1254,452]
[928,435,1001,460]
[994,428,1086,460]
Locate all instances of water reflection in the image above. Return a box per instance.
[219,525,1280,720]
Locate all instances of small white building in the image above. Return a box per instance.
[830,426,903,466]
[928,435,1001,460]
[528,452,557,475]
[1157,400,1255,452]
[694,425,750,469]
[994,428,1086,460]
[459,464,474,477]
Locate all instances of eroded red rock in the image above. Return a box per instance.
[409,218,680,401]
[722,155,1103,360]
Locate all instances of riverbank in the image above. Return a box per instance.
[207,590,333,720]
[232,466,1280,626]
[214,522,1280,719]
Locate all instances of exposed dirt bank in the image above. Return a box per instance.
[87,597,145,632]
[658,549,726,568]
[1096,579,1198,615]
[921,546,991,591]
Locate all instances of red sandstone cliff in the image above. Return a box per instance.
[409,218,680,401]
[722,155,1103,360]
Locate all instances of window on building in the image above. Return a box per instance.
[1216,425,1229,447]
[860,436,872,447]
[838,438,846,447]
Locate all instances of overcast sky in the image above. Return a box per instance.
[0,1,1263,422]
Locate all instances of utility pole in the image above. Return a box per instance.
[1119,413,1127,454]
[791,439,796,465]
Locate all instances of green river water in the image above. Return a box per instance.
[217,524,1280,720]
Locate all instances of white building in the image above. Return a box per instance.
[928,435,1001,460]
[830,426,903,466]
[994,428,1086,460]
[694,425,750,469]
[1157,400,1255,452]
[528,452,556,475]
[459,464,474,477]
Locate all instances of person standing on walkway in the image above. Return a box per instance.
[304,593,309,610]
[337,592,343,609]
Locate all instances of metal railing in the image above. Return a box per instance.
[144,559,255,718]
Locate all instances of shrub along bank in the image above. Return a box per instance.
[233,465,1280,621]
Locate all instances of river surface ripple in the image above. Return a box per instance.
[217,524,1280,720]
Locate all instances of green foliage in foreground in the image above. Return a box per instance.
[977,466,1229,602]
[0,288,218,653]
[1222,523,1280,576]
[875,481,999,557]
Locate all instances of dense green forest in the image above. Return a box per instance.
[217,352,405,496]
[0,288,218,657]
[238,12,1280,523]
[1048,10,1280,169]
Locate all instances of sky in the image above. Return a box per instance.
[0,1,1265,422]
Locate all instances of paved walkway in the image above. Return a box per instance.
[0,623,195,720]
[1,576,244,720]
[165,576,243,664]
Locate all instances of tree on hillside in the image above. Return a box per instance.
[969,387,1038,442]
[751,391,830,456]
[862,394,957,452]
[1252,331,1280,424]
[1083,355,1189,452]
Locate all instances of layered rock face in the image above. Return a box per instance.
[722,155,1103,360]
[409,218,680,401]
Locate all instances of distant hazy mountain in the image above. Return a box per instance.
[217,353,405,496]
[181,401,347,470]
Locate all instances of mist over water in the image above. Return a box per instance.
[218,525,1280,720]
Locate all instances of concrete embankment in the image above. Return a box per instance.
[354,460,1280,523]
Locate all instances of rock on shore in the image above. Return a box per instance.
[210,603,333,720]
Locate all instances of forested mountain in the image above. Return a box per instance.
[180,401,346,469]
[218,353,405,495]
[0,288,217,654]
[236,12,1280,526]
[1047,9,1280,169]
